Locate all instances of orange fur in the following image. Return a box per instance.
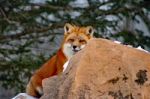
[26,23,94,97]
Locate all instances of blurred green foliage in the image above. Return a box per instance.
[0,0,149,96]
[0,54,46,92]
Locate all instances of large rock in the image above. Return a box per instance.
[40,38,150,99]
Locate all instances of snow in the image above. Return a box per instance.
[69,0,89,8]
[30,0,46,4]
[12,93,38,99]
[69,11,81,19]
[114,40,121,44]
[133,15,150,37]
[105,15,118,21]
[47,14,61,21]
[136,46,149,53]
[99,3,113,10]
[63,60,69,72]
[113,40,149,53]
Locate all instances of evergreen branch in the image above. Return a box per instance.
[0,23,63,41]
[138,10,150,32]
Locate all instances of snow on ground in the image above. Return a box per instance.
[12,93,38,99]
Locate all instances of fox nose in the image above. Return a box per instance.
[73,45,77,49]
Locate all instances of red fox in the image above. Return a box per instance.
[26,23,94,97]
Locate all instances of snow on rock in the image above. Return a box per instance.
[113,40,149,53]
[137,46,149,53]
[113,40,122,44]
[12,93,38,99]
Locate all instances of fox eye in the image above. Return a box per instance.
[68,39,74,42]
[79,40,86,43]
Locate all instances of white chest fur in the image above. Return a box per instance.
[63,60,69,72]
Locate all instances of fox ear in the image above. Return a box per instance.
[86,26,94,37]
[64,23,73,35]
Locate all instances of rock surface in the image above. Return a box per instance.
[40,38,150,99]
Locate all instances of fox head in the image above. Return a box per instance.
[62,23,94,59]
